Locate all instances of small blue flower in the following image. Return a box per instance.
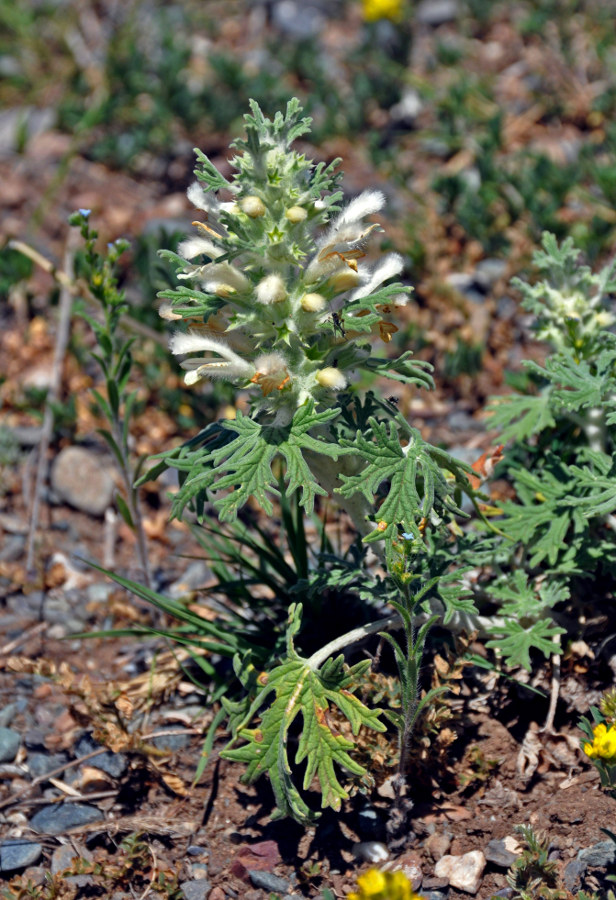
[401,533,414,541]
[78,208,91,218]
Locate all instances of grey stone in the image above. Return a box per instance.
[29,802,103,835]
[180,880,212,900]
[0,704,17,728]
[248,871,290,893]
[74,733,127,778]
[475,258,507,286]
[272,0,325,37]
[579,840,616,868]
[0,839,43,872]
[168,562,211,599]
[0,535,25,562]
[24,728,48,750]
[0,727,21,762]
[51,843,92,874]
[51,446,114,516]
[562,858,585,892]
[149,727,190,752]
[28,751,70,779]
[484,838,518,868]
[416,0,459,25]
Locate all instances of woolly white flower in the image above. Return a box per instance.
[187,181,238,215]
[250,352,291,395]
[177,236,223,261]
[331,189,385,232]
[306,190,386,283]
[350,253,404,301]
[158,302,183,321]
[255,274,287,305]
[170,332,253,385]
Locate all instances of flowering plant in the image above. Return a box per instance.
[144,100,480,823]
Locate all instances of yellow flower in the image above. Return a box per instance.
[347,868,424,900]
[583,722,616,761]
[361,0,403,23]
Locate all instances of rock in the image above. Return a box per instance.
[475,258,507,286]
[0,840,43,872]
[434,850,486,894]
[0,704,18,728]
[230,841,281,881]
[416,0,459,26]
[186,845,208,856]
[28,751,70,779]
[0,727,21,762]
[391,852,422,891]
[579,840,616,868]
[484,838,518,868]
[74,732,127,778]
[0,535,25,562]
[51,446,114,516]
[562,858,585,893]
[424,832,452,861]
[51,843,92,874]
[272,0,325,38]
[149,726,190,753]
[29,802,103,835]
[207,887,226,900]
[248,871,291,893]
[168,562,211,599]
[181,880,212,900]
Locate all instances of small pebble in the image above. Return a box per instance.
[51,446,114,516]
[74,732,127,778]
[434,850,486,895]
[27,751,69,779]
[484,838,518,868]
[181,880,212,900]
[579,840,616,868]
[0,840,43,872]
[51,843,92,875]
[29,802,103,835]
[0,727,21,762]
[248,870,291,893]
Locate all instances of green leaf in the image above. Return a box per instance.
[487,392,555,443]
[486,619,565,672]
[220,603,385,823]
[336,419,462,537]
[115,492,134,529]
[210,404,342,520]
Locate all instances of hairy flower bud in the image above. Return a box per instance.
[300,292,327,312]
[286,206,308,223]
[256,274,287,305]
[240,195,266,217]
[316,367,347,390]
